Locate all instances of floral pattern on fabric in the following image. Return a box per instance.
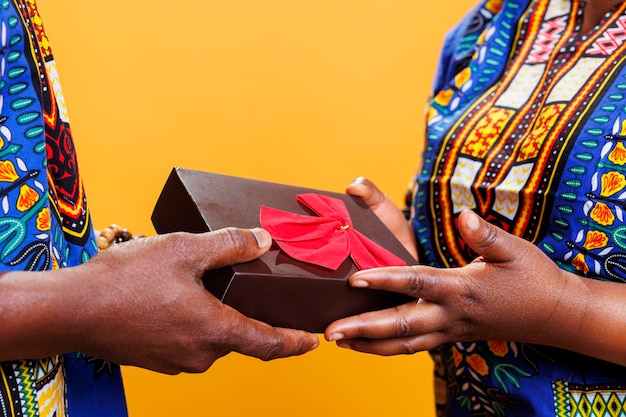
[0,1,127,416]
[414,0,626,416]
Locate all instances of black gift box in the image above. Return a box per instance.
[151,168,416,332]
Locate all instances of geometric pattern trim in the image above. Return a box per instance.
[422,1,626,415]
[554,381,626,417]
[544,0,570,21]
[546,58,605,103]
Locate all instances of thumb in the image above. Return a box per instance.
[193,227,272,271]
[346,177,387,209]
[458,210,517,264]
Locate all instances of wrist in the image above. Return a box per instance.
[0,268,88,360]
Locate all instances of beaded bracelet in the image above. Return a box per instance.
[97,224,143,250]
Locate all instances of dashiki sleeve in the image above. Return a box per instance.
[0,1,127,416]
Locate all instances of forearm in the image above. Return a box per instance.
[0,268,91,361]
[534,271,626,366]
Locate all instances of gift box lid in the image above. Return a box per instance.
[151,167,416,332]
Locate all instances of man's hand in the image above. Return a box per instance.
[0,228,319,374]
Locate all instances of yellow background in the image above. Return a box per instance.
[37,1,477,416]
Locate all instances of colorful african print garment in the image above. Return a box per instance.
[0,1,127,416]
[413,0,626,416]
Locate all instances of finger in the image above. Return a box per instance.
[458,210,522,263]
[346,177,386,208]
[188,227,272,271]
[228,312,320,360]
[325,299,444,341]
[335,333,446,356]
[346,178,418,259]
[348,265,460,301]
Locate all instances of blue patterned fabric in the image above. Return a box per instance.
[414,0,626,415]
[0,1,127,416]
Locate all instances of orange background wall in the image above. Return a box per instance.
[37,1,477,416]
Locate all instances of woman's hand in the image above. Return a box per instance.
[325,210,626,366]
[347,177,417,259]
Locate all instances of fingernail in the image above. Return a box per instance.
[327,332,344,341]
[336,340,351,349]
[348,182,366,192]
[464,210,480,231]
[352,279,369,288]
[349,177,367,190]
[250,228,272,249]
[310,337,320,350]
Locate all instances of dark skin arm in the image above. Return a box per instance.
[325,180,626,366]
[0,227,318,374]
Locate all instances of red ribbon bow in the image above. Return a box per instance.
[259,193,407,271]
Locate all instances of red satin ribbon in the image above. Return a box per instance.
[259,193,407,271]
